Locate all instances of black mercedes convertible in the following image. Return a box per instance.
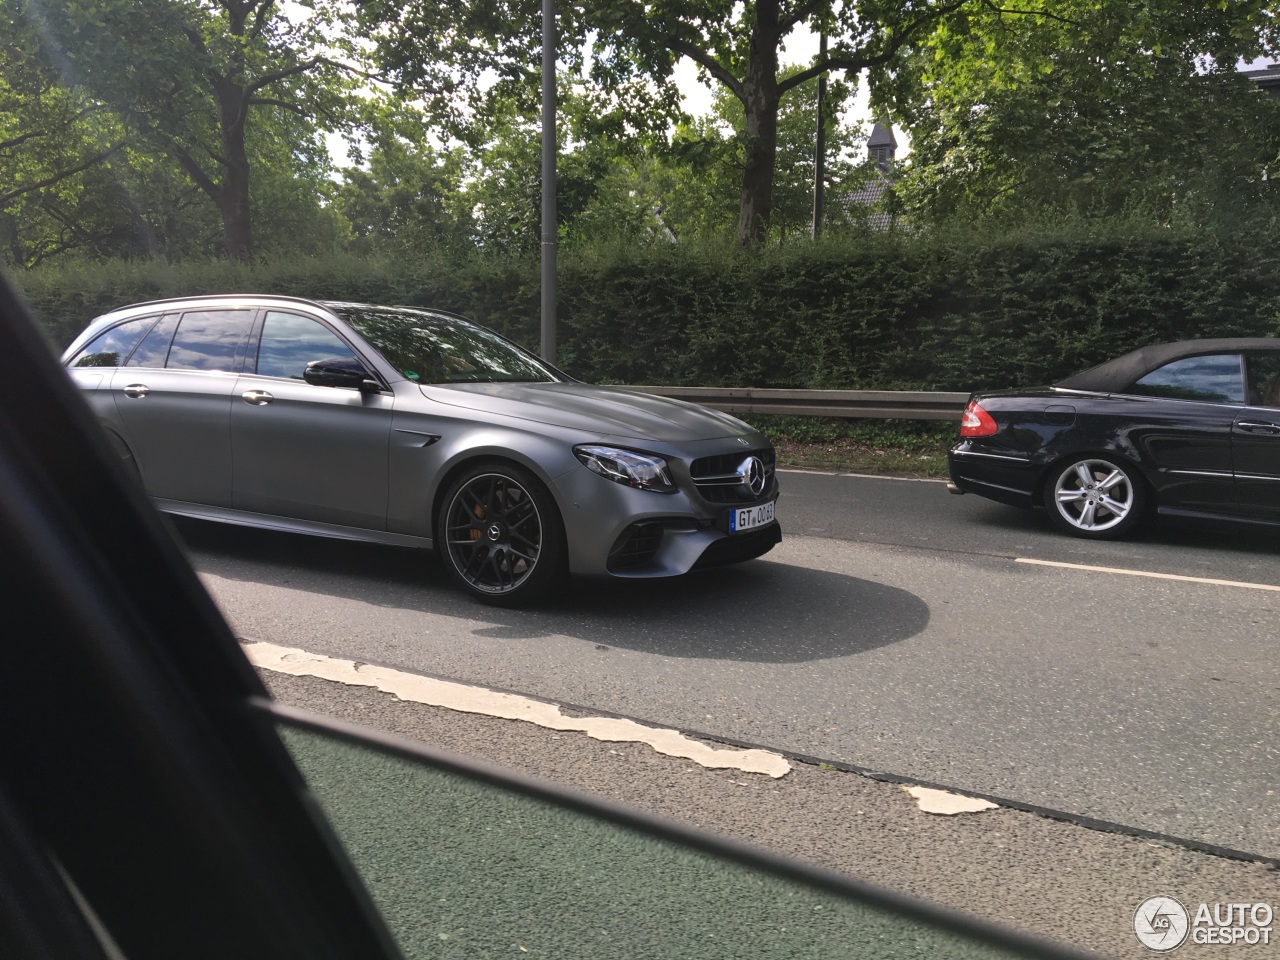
[948,338,1280,539]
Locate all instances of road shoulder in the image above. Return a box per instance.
[257,664,1277,960]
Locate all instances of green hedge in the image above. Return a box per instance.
[15,223,1280,393]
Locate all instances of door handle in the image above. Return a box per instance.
[1236,420,1280,435]
[241,390,274,405]
[122,384,149,399]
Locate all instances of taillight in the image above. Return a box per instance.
[959,400,999,438]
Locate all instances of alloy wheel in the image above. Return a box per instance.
[1050,458,1136,534]
[443,472,544,596]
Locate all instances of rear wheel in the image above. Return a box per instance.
[1043,456,1145,539]
[437,462,567,605]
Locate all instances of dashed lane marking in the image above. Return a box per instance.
[1016,557,1280,593]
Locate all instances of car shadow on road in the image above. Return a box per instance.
[963,499,1280,558]
[173,517,930,663]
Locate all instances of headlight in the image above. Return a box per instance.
[573,445,676,493]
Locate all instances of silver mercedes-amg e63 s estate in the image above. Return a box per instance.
[62,295,781,604]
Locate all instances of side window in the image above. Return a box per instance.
[254,312,359,380]
[67,317,154,368]
[1245,351,1280,407]
[1127,354,1244,404]
[165,310,254,372]
[125,314,179,367]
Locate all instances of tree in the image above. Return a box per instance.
[18,0,367,261]
[453,82,657,254]
[0,15,133,265]
[896,0,1280,224]
[611,68,862,243]
[356,0,1004,248]
[324,63,864,256]
[332,107,475,256]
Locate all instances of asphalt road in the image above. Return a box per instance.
[261,670,1272,959]
[275,719,1053,960]
[180,470,1280,860]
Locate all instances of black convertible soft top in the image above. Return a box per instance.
[1056,337,1280,393]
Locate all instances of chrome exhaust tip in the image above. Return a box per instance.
[946,482,964,496]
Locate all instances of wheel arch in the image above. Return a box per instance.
[428,449,566,543]
[101,423,144,482]
[431,453,570,604]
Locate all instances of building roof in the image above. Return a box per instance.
[830,171,895,231]
[868,123,897,148]
[828,120,900,231]
[1241,66,1280,98]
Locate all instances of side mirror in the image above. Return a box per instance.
[304,358,378,392]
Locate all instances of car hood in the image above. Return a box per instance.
[419,382,754,442]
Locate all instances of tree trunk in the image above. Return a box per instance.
[218,105,254,262]
[119,189,163,259]
[215,0,254,262]
[737,0,782,247]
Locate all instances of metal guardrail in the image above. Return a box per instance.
[623,386,971,421]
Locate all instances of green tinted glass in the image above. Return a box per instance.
[278,722,1059,960]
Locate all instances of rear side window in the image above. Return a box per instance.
[126,314,179,367]
[254,312,359,380]
[1245,351,1280,407]
[1126,354,1244,404]
[67,317,154,367]
[165,310,255,372]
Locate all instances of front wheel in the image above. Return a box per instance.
[1043,456,1146,539]
[437,462,567,605]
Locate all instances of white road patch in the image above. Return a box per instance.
[244,641,791,778]
[1016,558,1280,593]
[904,786,999,816]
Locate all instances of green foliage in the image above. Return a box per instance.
[0,7,135,266]
[749,416,952,448]
[14,251,543,349]
[12,0,371,261]
[331,106,476,257]
[622,70,863,244]
[19,222,1280,397]
[896,0,1280,223]
[357,0,987,245]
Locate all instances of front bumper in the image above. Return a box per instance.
[603,516,782,577]
[552,465,781,579]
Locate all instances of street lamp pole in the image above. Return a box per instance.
[811,29,827,240]
[540,0,557,363]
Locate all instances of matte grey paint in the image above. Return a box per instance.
[63,295,781,585]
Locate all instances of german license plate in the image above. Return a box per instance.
[729,499,776,532]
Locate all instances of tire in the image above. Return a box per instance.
[1043,455,1146,540]
[436,461,567,606]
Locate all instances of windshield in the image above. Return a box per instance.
[329,303,558,385]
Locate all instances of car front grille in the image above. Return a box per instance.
[689,448,776,504]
